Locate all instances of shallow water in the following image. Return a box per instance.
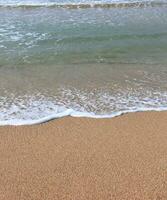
[0,1,167,125]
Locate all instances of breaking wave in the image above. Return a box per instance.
[1,107,167,126]
[1,87,167,126]
[0,1,166,9]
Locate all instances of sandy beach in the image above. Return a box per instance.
[0,111,166,199]
[0,1,167,199]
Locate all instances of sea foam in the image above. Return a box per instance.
[0,0,166,8]
[1,87,167,126]
[0,107,167,126]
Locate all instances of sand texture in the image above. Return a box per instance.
[0,111,167,200]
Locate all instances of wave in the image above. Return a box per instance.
[0,107,167,126]
[0,1,167,9]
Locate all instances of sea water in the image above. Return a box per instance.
[0,0,167,125]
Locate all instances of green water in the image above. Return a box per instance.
[0,6,167,66]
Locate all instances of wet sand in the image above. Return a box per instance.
[0,111,167,199]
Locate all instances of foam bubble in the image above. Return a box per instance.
[0,87,167,126]
[1,107,167,126]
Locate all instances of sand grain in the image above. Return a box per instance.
[0,112,167,199]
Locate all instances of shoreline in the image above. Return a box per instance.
[1,108,167,126]
[0,111,167,199]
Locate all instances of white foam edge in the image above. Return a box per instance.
[0,0,159,7]
[0,106,167,126]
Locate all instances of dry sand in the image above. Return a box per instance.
[0,111,167,200]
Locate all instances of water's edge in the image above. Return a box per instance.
[1,107,167,126]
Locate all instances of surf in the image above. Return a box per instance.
[0,1,167,9]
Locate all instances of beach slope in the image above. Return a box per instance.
[0,111,167,199]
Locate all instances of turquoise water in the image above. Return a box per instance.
[1,5,167,66]
[0,1,167,125]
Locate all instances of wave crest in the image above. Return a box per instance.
[0,1,166,9]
